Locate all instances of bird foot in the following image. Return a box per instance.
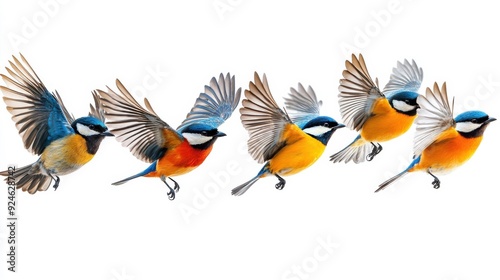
[166,187,176,200]
[432,178,440,189]
[366,143,383,161]
[169,177,180,193]
[275,181,285,190]
[52,175,60,191]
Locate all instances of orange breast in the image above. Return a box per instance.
[411,128,483,173]
[145,140,213,177]
[360,98,416,142]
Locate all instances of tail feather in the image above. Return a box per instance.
[1,163,52,194]
[375,170,408,192]
[375,156,421,192]
[330,135,373,163]
[112,161,156,185]
[231,166,268,196]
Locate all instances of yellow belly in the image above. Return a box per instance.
[361,98,416,142]
[40,135,94,175]
[411,128,483,173]
[266,124,326,176]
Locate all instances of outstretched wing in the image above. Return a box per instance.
[284,83,322,128]
[89,90,105,122]
[0,54,73,155]
[98,79,182,163]
[383,59,423,97]
[240,72,293,163]
[338,54,383,131]
[413,82,455,156]
[177,73,241,132]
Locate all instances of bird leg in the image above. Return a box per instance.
[51,175,60,191]
[275,174,286,190]
[427,171,440,189]
[160,175,176,200]
[366,142,383,161]
[169,177,180,192]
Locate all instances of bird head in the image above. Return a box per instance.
[180,123,226,150]
[302,116,345,145]
[72,117,113,154]
[454,110,496,138]
[72,117,113,138]
[388,91,419,116]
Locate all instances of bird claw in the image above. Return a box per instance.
[366,143,383,162]
[169,177,180,193]
[166,187,176,200]
[432,179,440,189]
[161,176,179,200]
[275,182,285,190]
[52,175,60,191]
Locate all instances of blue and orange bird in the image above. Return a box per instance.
[98,73,241,200]
[376,82,496,192]
[330,54,423,163]
[231,72,345,196]
[0,54,113,194]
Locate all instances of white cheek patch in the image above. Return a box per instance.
[302,125,332,137]
[76,123,100,136]
[393,100,417,112]
[182,132,213,145]
[455,121,482,133]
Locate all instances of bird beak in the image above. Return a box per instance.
[101,131,114,137]
[334,124,346,129]
[215,131,227,137]
[485,117,497,124]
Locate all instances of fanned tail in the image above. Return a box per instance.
[0,162,52,194]
[330,135,373,164]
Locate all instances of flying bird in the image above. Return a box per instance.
[0,54,113,194]
[98,73,241,200]
[330,54,423,163]
[376,82,496,192]
[232,72,344,196]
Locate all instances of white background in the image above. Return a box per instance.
[1,1,500,279]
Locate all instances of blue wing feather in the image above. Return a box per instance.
[1,54,73,155]
[177,73,241,132]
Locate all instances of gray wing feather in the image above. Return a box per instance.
[177,73,241,132]
[240,72,292,163]
[284,83,322,126]
[338,54,383,131]
[98,79,178,163]
[89,90,105,122]
[413,82,455,156]
[0,54,73,155]
[384,59,423,96]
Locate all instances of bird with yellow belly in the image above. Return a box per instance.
[376,82,496,192]
[231,72,345,196]
[330,54,423,163]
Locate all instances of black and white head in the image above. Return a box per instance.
[454,110,496,138]
[180,123,226,150]
[388,91,420,116]
[302,116,345,145]
[72,117,113,154]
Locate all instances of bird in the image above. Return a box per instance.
[330,54,423,163]
[0,54,113,194]
[231,72,345,196]
[98,73,241,200]
[375,82,496,192]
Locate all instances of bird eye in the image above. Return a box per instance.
[323,123,330,127]
[89,125,95,130]
[201,131,208,136]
